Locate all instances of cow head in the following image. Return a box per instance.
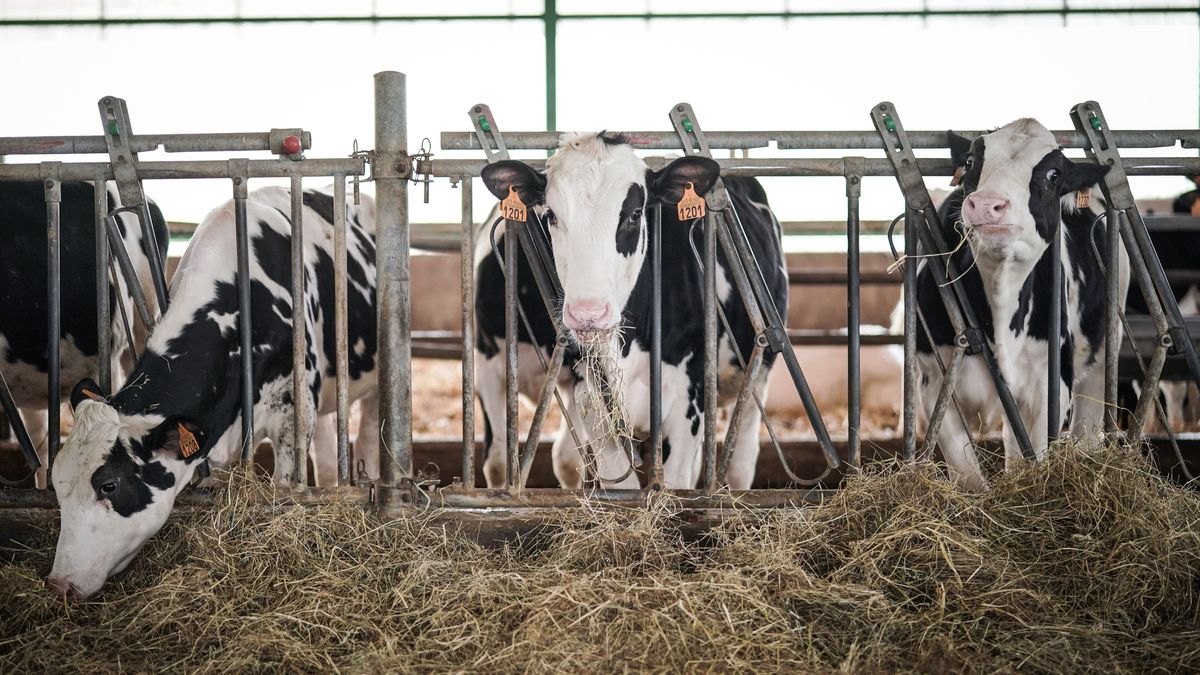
[957,118,1108,263]
[47,378,207,600]
[481,132,719,337]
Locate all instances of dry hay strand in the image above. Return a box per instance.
[574,328,637,477]
[3,439,1200,673]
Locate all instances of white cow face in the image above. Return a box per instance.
[481,132,719,339]
[958,118,1109,263]
[47,380,204,600]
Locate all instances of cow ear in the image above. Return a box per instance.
[150,418,206,462]
[480,160,546,205]
[649,156,721,205]
[70,378,109,410]
[947,130,973,167]
[1058,159,1110,196]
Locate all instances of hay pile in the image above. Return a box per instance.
[3,441,1200,673]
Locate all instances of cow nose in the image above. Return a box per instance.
[46,576,85,601]
[964,192,1010,225]
[564,300,612,331]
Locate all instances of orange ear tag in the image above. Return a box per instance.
[677,182,707,221]
[1075,189,1091,210]
[81,389,105,402]
[178,423,200,459]
[500,186,527,222]
[950,166,964,187]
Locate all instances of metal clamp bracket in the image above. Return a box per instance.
[469,103,510,163]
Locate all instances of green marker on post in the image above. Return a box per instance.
[107,121,119,136]
[681,117,694,133]
[883,114,896,132]
[477,115,491,132]
[1089,114,1101,131]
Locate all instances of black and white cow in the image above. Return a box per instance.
[1,180,167,487]
[912,119,1129,489]
[47,185,378,600]
[475,132,787,490]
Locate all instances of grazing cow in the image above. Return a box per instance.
[476,132,787,490]
[1,180,166,487]
[47,185,378,600]
[911,119,1129,489]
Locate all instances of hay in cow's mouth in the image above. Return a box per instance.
[2,440,1200,673]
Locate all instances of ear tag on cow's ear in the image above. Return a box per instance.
[81,389,105,402]
[500,186,527,223]
[177,423,200,459]
[1075,189,1091,210]
[677,182,707,221]
[950,167,964,187]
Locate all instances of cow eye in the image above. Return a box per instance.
[99,480,119,497]
[1046,168,1060,184]
[629,209,643,223]
[544,209,557,226]
[964,155,974,170]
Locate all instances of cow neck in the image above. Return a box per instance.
[972,228,1058,350]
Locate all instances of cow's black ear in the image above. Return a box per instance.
[1058,159,1110,196]
[150,417,207,462]
[70,378,108,410]
[649,156,721,205]
[480,160,546,205]
[948,130,973,167]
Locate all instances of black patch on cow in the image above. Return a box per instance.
[615,184,645,257]
[661,437,672,462]
[90,447,174,517]
[302,190,336,226]
[599,131,628,146]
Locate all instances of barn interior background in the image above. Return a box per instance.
[3,3,1200,671]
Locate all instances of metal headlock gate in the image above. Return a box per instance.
[1,70,1199,516]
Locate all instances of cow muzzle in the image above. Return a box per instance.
[564,300,614,332]
[45,576,90,602]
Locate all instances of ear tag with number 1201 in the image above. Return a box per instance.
[677,182,706,220]
[500,186,527,222]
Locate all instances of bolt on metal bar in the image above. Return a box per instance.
[702,211,719,492]
[93,177,111,393]
[290,173,309,487]
[333,175,351,485]
[0,131,311,155]
[504,219,521,489]
[648,202,664,489]
[1048,217,1063,442]
[230,165,255,463]
[374,70,413,486]
[459,178,476,489]
[441,129,1200,152]
[845,161,863,467]
[42,167,62,470]
[1105,205,1122,432]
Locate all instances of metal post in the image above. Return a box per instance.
[702,211,719,491]
[374,71,412,485]
[333,175,351,485]
[290,173,308,487]
[43,168,61,468]
[504,220,520,489]
[902,207,918,461]
[1048,219,1062,442]
[93,177,111,393]
[648,202,664,489]
[460,178,476,488]
[231,166,255,463]
[845,161,862,467]
[544,0,557,133]
[1104,204,1120,433]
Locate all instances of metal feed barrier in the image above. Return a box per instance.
[1,70,1198,518]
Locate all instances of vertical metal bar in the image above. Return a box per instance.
[103,215,155,331]
[504,219,520,489]
[520,341,565,489]
[648,202,664,488]
[334,176,351,485]
[289,173,308,486]
[720,344,765,483]
[702,211,719,491]
[1133,345,1169,436]
[1104,205,1120,433]
[138,202,169,314]
[374,70,412,485]
[43,172,62,468]
[232,173,255,463]
[923,344,967,459]
[902,208,918,460]
[93,177,111,393]
[1048,219,1062,442]
[845,166,862,467]
[544,0,557,133]
[460,178,476,488]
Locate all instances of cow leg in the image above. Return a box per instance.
[309,413,338,487]
[354,396,381,482]
[725,370,769,491]
[550,387,585,489]
[20,408,49,489]
[1159,381,1188,433]
[476,351,509,488]
[660,398,704,490]
[918,351,988,491]
[572,380,640,490]
[1070,364,1107,441]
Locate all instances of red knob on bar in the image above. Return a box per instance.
[281,135,302,155]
